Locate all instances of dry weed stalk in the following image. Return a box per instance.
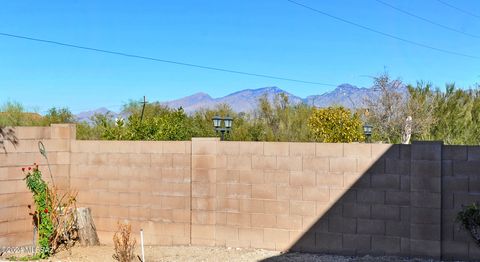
[113,221,136,262]
[48,185,79,252]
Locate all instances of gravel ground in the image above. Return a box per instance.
[1,245,462,262]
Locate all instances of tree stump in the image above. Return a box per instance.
[76,207,100,246]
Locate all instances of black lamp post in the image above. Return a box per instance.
[363,124,372,143]
[212,116,233,141]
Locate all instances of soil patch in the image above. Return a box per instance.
[1,245,460,262]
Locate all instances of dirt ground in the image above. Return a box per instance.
[1,245,457,262]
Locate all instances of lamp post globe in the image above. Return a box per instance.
[212,116,222,129]
[212,116,233,141]
[224,117,233,129]
[363,124,372,143]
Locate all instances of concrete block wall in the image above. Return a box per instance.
[442,145,480,260]
[409,142,442,258]
[190,140,415,255]
[0,124,73,246]
[289,143,414,257]
[1,124,479,261]
[70,140,192,245]
[189,139,479,260]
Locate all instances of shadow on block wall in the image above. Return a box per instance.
[2,126,479,261]
[262,142,478,261]
[262,144,417,260]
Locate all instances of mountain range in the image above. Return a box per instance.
[160,83,373,112]
[75,83,375,122]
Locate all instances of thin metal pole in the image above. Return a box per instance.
[38,141,55,187]
[140,229,145,262]
[32,225,37,253]
[140,96,148,124]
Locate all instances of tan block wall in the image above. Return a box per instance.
[1,124,479,261]
[0,124,73,246]
[70,140,192,245]
[190,140,419,256]
[294,143,414,257]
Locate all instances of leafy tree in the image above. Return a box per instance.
[431,84,475,145]
[190,103,236,139]
[93,101,195,141]
[76,113,116,140]
[76,122,100,140]
[43,107,75,125]
[469,88,480,143]
[308,106,364,143]
[287,103,314,142]
[125,107,193,140]
[122,100,172,120]
[406,82,436,141]
[254,93,313,142]
[100,114,129,140]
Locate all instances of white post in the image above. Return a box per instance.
[140,229,145,262]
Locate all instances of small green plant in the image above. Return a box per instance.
[22,164,54,259]
[456,202,480,246]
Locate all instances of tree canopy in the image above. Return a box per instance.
[308,106,364,143]
[4,73,480,145]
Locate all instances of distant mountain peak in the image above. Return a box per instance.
[257,86,282,91]
[179,92,213,103]
[75,107,120,123]
[187,92,211,98]
[254,86,286,93]
[225,86,283,97]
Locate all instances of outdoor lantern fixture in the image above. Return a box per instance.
[212,116,233,141]
[212,116,222,129]
[224,117,233,129]
[363,124,373,143]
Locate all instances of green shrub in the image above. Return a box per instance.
[456,202,480,246]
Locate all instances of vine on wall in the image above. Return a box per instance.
[21,164,78,260]
[23,164,53,259]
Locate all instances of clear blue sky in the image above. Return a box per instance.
[1,0,479,114]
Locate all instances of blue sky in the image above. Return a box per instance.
[1,0,479,113]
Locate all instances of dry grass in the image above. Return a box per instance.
[112,221,137,262]
[48,186,79,253]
